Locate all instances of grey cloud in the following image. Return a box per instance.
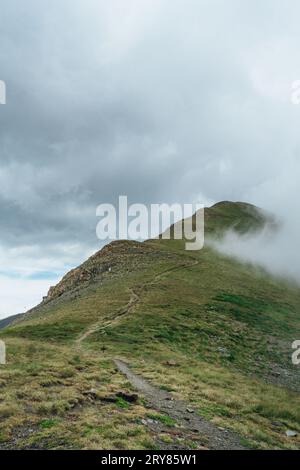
[0,0,300,311]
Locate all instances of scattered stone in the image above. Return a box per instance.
[165,360,177,367]
[116,391,138,403]
[286,430,298,438]
[83,388,99,400]
[101,391,139,404]
[101,395,118,403]
[272,421,283,428]
[271,371,281,377]
[141,418,160,426]
[186,407,194,413]
[217,347,231,358]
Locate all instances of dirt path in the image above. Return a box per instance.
[114,359,246,450]
[76,287,140,344]
[76,257,200,345]
[75,256,247,449]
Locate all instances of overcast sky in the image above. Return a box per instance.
[1,0,300,317]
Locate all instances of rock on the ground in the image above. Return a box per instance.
[285,430,298,437]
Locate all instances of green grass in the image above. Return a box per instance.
[39,419,59,429]
[3,322,84,342]
[1,202,299,449]
[146,413,177,427]
[115,397,131,409]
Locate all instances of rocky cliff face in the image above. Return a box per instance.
[41,239,169,305]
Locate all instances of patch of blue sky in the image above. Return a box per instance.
[0,270,63,280]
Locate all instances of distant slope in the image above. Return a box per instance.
[0,313,22,330]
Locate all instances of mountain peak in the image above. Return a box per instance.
[204,200,274,236]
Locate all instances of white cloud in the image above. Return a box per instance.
[0,276,60,319]
[211,219,300,283]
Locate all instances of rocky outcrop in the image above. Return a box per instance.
[41,240,161,305]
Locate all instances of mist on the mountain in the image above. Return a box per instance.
[210,214,300,283]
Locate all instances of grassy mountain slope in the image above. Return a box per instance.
[0,313,22,331]
[0,202,299,450]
